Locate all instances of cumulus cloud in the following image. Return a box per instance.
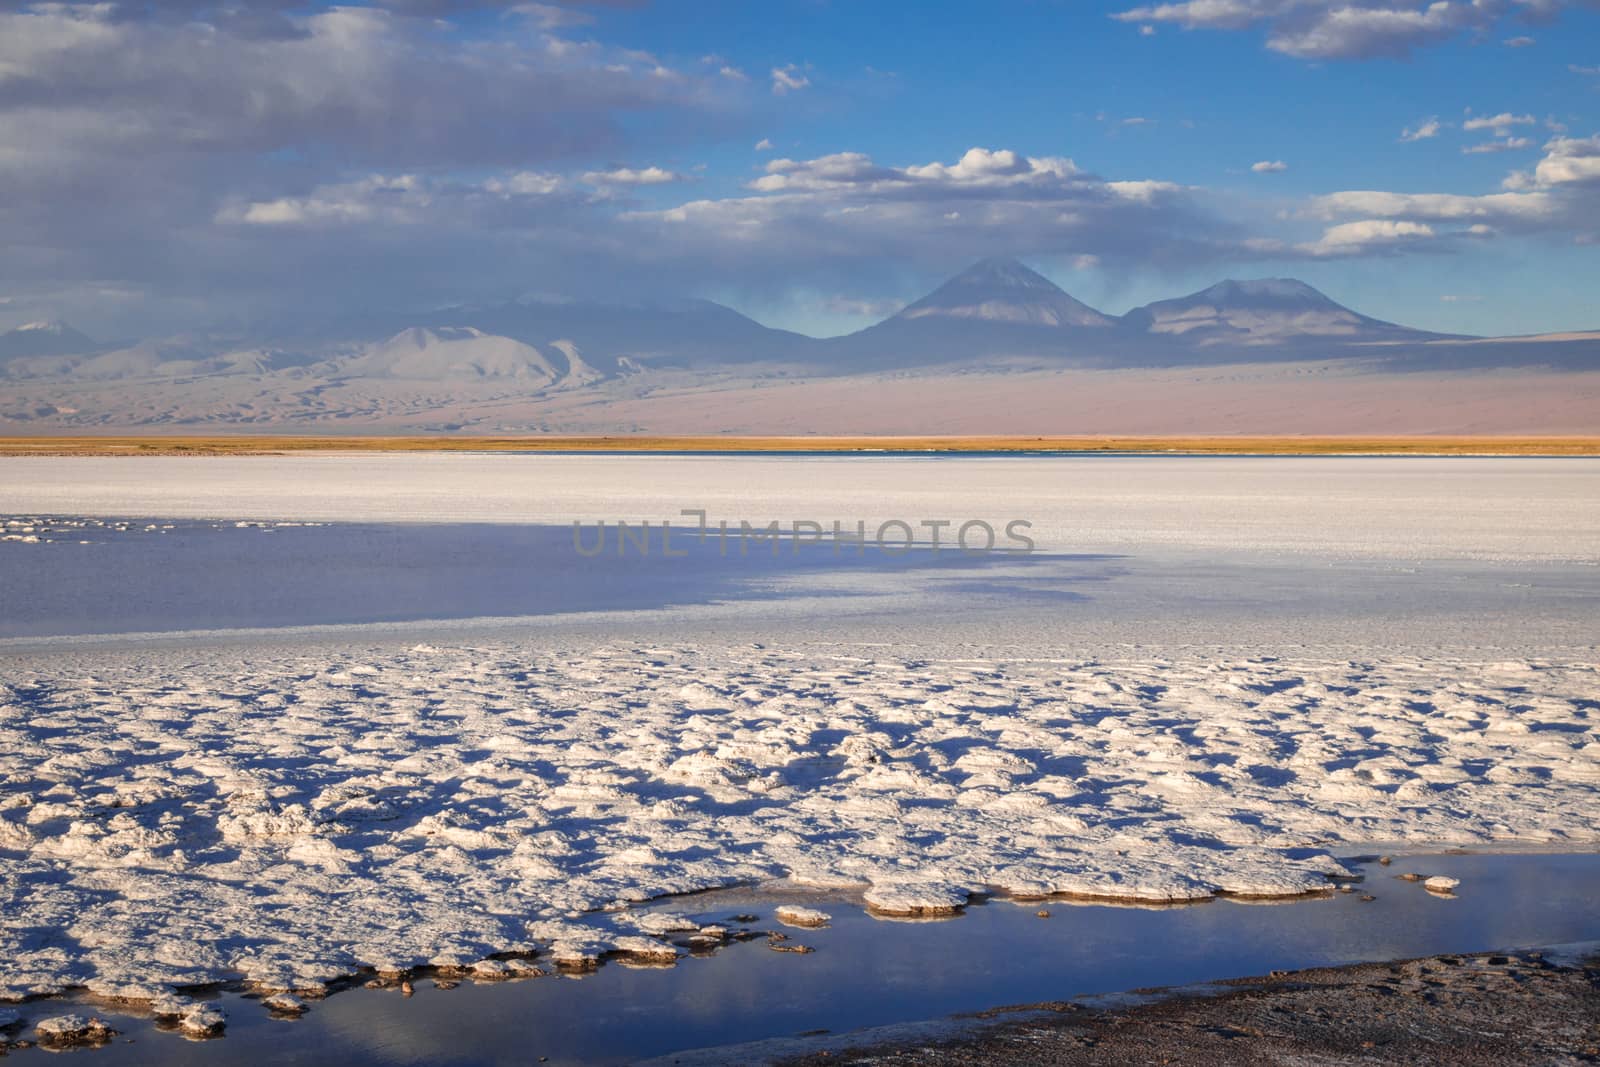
[1268,4,1491,60]
[1306,132,1600,252]
[1111,0,1595,60]
[1251,160,1288,172]
[509,3,598,29]
[771,64,811,95]
[1300,219,1437,256]
[746,147,1081,193]
[1400,118,1446,141]
[0,1,742,318]
[1519,134,1600,186]
[617,146,1231,290]
[581,166,684,185]
[1463,136,1534,153]
[0,6,727,182]
[1463,112,1537,132]
[1309,188,1558,221]
[216,170,576,227]
[7,0,1593,332]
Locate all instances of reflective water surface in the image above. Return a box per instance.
[8,852,1598,1066]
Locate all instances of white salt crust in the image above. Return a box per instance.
[2,643,1595,1001]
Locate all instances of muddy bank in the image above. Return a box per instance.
[765,948,1600,1066]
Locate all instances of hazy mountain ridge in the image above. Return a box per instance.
[1120,278,1452,346]
[2,257,1597,430]
[0,320,100,362]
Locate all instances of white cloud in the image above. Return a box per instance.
[0,1,752,320]
[1463,112,1537,132]
[1305,133,1600,252]
[509,3,595,29]
[1309,188,1557,221]
[1400,118,1445,141]
[483,171,564,196]
[1462,137,1534,153]
[1525,134,1600,186]
[581,166,683,185]
[743,147,1086,194]
[0,6,720,176]
[1112,1,1267,31]
[1270,5,1471,59]
[217,170,569,227]
[1111,0,1594,61]
[755,138,775,151]
[771,64,811,95]
[1503,34,1536,45]
[1300,219,1437,256]
[1441,293,1485,302]
[1251,159,1288,172]
[620,145,1227,282]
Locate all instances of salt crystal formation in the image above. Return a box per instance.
[0,645,1595,1000]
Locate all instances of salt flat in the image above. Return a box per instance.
[0,455,1596,1018]
[3,642,1596,1002]
[3,454,1598,560]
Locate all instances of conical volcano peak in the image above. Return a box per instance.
[1122,277,1429,345]
[951,257,1062,292]
[1190,278,1336,308]
[895,257,1115,328]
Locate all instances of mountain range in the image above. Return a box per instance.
[2,258,1597,433]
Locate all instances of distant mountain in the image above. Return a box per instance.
[5,257,1598,431]
[891,257,1116,329]
[1121,279,1448,347]
[404,296,813,371]
[0,321,97,362]
[2,334,315,381]
[830,258,1122,370]
[347,327,562,383]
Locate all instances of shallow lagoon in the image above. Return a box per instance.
[5,852,1598,1065]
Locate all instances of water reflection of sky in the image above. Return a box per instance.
[0,520,1090,638]
[25,853,1600,1067]
[3,518,1597,649]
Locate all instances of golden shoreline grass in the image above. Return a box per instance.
[2,435,1599,456]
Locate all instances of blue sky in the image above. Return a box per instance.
[1,0,1598,339]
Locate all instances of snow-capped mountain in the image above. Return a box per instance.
[891,257,1116,328]
[1121,279,1447,346]
[0,320,97,362]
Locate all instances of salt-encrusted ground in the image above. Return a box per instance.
[2,641,1596,1001]
[2,454,1597,1019]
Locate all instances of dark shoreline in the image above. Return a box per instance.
[737,947,1600,1066]
[5,853,1598,1065]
